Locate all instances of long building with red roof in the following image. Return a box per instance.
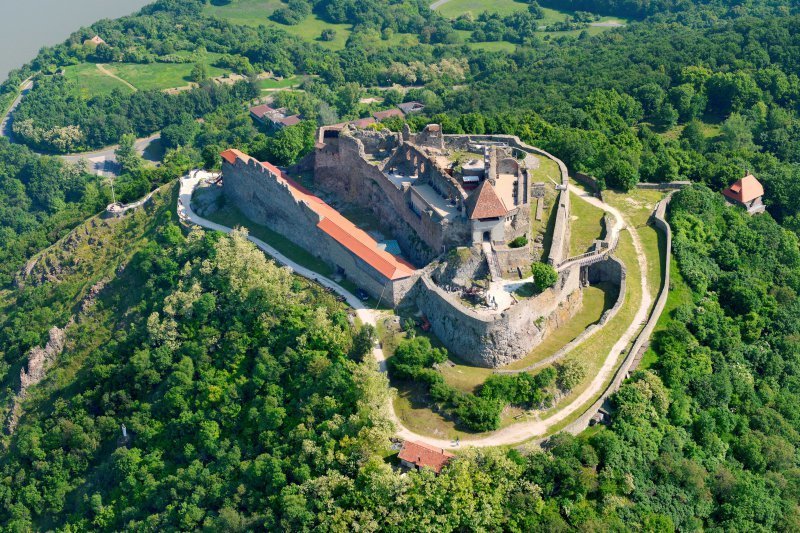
[220,149,417,304]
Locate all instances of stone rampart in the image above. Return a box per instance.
[415,266,583,367]
[554,194,674,439]
[495,256,626,374]
[222,156,416,306]
[314,133,470,263]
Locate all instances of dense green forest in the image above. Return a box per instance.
[3,0,800,529]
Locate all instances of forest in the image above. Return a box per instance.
[2,0,800,529]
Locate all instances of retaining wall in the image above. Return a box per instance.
[414,266,583,367]
[495,256,627,374]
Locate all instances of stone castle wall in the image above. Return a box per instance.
[313,132,470,264]
[222,157,416,306]
[414,266,584,367]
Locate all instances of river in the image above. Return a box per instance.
[0,0,154,83]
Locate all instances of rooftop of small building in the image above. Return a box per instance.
[723,174,764,204]
[397,440,454,473]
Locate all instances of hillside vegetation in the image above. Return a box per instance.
[2,0,800,530]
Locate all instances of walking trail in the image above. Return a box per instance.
[179,172,653,449]
[96,64,137,92]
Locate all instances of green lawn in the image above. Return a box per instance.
[204,0,353,50]
[569,191,606,256]
[257,75,303,90]
[63,63,135,97]
[104,61,227,91]
[437,0,530,18]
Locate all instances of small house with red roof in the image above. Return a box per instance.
[466,180,509,244]
[723,174,765,215]
[398,440,454,474]
[249,104,302,131]
[373,108,405,122]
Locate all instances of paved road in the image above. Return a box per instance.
[60,133,162,177]
[179,171,655,450]
[0,77,162,176]
[0,78,33,142]
[430,0,452,9]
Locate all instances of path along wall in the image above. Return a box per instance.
[414,266,583,368]
[555,193,675,438]
[222,156,417,306]
[494,256,627,375]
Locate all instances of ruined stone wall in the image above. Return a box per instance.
[495,245,534,277]
[314,134,470,263]
[415,266,583,367]
[222,157,414,304]
[444,134,571,265]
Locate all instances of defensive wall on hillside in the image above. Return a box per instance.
[221,150,419,306]
[219,126,631,369]
[313,130,471,264]
[413,265,584,367]
[554,192,675,439]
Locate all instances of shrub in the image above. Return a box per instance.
[509,235,529,248]
[531,262,558,292]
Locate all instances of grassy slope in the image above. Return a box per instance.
[204,0,353,50]
[104,61,227,91]
[63,63,135,97]
[0,183,179,432]
[569,191,606,256]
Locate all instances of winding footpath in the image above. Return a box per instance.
[179,171,654,450]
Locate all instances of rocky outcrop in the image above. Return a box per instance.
[7,326,68,434]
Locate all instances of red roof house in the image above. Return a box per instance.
[466,180,508,220]
[723,174,765,214]
[398,440,454,474]
[373,108,405,121]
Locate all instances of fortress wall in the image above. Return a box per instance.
[222,157,414,304]
[415,266,583,367]
[495,244,534,276]
[314,134,470,263]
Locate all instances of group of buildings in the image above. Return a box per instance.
[249,100,425,131]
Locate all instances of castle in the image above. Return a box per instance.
[217,124,624,367]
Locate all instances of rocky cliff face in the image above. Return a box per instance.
[7,326,68,434]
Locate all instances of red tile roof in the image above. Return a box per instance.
[249,104,275,119]
[277,115,302,127]
[398,440,454,474]
[466,180,508,220]
[220,149,415,281]
[373,108,405,121]
[723,174,764,204]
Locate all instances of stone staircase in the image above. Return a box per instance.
[482,241,502,280]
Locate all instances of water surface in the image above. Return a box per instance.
[0,0,153,82]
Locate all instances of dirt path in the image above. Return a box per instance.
[96,64,137,92]
[180,172,655,450]
[430,0,452,9]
